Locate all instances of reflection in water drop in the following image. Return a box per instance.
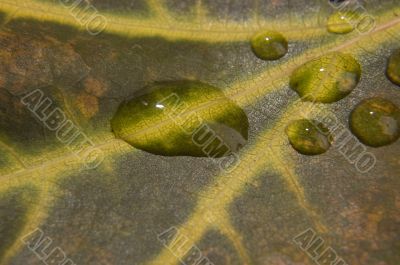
[111,81,249,157]
[286,119,332,155]
[290,52,361,103]
[350,97,400,147]
[251,30,288,60]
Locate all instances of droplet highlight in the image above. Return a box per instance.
[290,52,361,103]
[327,11,359,34]
[350,97,400,147]
[286,119,332,155]
[111,81,249,157]
[251,30,288,60]
[386,48,400,86]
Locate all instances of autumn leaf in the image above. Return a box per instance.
[0,1,399,265]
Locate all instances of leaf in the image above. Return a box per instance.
[0,1,399,265]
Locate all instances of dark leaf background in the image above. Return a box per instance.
[0,0,399,265]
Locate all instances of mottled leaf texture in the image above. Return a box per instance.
[0,1,399,265]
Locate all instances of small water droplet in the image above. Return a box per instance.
[327,11,359,34]
[286,119,332,155]
[329,0,347,4]
[386,48,400,86]
[111,81,249,157]
[350,97,400,147]
[251,30,288,60]
[290,52,361,103]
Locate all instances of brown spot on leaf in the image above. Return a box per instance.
[84,76,107,97]
[0,32,89,95]
[76,92,99,119]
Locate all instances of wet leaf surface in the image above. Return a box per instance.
[0,1,399,265]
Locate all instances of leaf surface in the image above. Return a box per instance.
[0,1,399,265]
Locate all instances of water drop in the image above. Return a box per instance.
[350,97,400,147]
[286,119,332,155]
[251,30,288,60]
[327,11,359,34]
[290,52,361,103]
[111,81,249,157]
[386,48,400,86]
